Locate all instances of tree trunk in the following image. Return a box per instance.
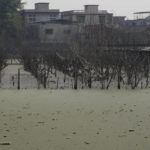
[74,71,78,90]
[43,76,47,89]
[88,77,92,88]
[17,69,20,90]
[117,67,121,90]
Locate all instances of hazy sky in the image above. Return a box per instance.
[22,0,150,19]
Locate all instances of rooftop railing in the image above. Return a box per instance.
[62,10,109,14]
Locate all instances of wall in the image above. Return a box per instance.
[37,23,78,43]
[84,5,99,13]
[23,12,59,24]
[35,3,49,11]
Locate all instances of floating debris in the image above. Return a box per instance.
[3,136,7,138]
[72,132,76,135]
[5,130,9,132]
[129,129,135,132]
[118,135,126,137]
[84,141,90,145]
[17,116,22,119]
[0,142,11,146]
[27,113,32,116]
[37,122,45,124]
[130,109,134,112]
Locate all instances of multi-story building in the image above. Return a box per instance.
[22,3,114,43]
[61,5,113,26]
[21,3,60,24]
[36,19,78,43]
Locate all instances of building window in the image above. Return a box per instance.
[45,29,53,35]
[29,18,36,22]
[99,16,105,24]
[77,16,85,23]
[29,14,36,17]
[28,14,36,23]
[49,14,56,17]
[49,13,57,20]
[64,29,71,34]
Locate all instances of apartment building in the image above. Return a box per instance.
[21,3,60,24]
[22,3,114,43]
[61,5,113,26]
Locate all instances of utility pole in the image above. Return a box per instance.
[18,69,20,90]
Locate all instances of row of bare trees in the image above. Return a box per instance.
[21,46,150,90]
[19,24,150,89]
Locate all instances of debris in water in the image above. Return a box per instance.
[17,116,22,119]
[129,129,135,132]
[37,122,45,124]
[130,109,134,112]
[118,135,126,137]
[72,132,76,135]
[84,141,90,145]
[0,142,11,145]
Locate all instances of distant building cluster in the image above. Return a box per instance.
[21,3,150,43]
[122,12,150,26]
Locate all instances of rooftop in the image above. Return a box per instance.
[134,11,150,14]
[62,10,110,15]
[32,19,76,24]
[22,9,59,13]
[22,2,59,13]
[35,2,49,4]
[84,4,99,6]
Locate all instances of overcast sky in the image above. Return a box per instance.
[22,0,150,19]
